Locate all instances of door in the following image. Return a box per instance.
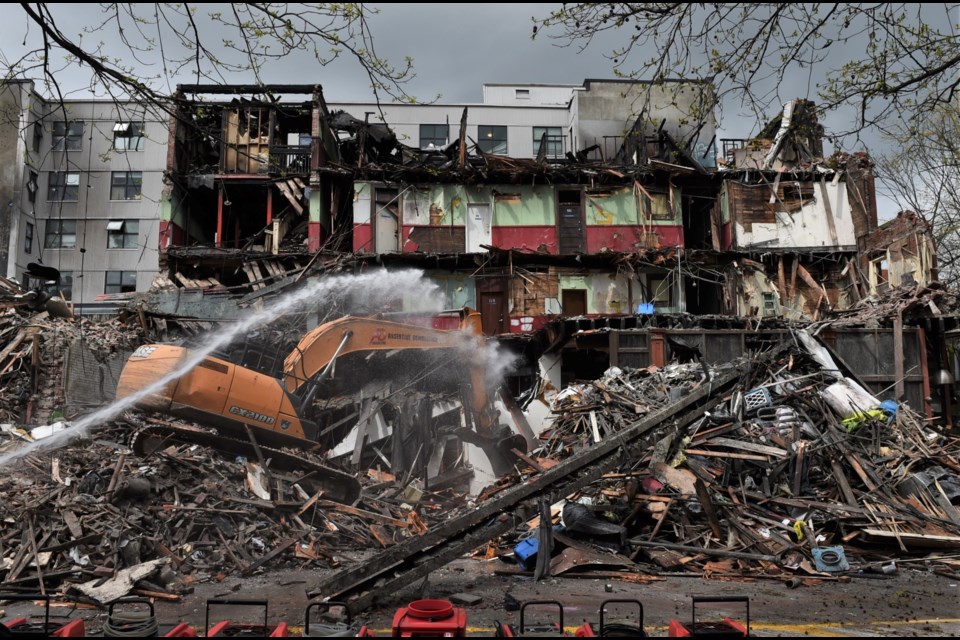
[479,292,506,336]
[466,203,492,252]
[557,189,584,254]
[562,288,587,316]
[374,188,399,253]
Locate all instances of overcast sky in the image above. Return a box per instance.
[0,3,804,138]
[4,3,944,218]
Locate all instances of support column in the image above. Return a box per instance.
[216,185,224,248]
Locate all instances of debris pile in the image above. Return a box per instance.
[831,283,960,325]
[0,305,141,425]
[0,422,465,601]
[503,335,960,580]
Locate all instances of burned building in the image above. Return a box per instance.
[159,84,342,289]
[143,82,955,425]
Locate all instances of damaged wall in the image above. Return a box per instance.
[728,258,855,320]
[860,210,937,293]
[584,184,683,252]
[722,178,857,250]
[352,181,686,256]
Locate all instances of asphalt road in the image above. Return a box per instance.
[3,557,959,636]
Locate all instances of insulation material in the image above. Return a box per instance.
[821,378,881,418]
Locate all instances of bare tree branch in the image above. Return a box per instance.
[533,3,960,140]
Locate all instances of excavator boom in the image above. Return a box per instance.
[116,308,502,447]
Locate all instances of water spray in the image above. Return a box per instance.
[0,270,441,467]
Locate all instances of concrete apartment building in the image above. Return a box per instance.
[0,80,166,310]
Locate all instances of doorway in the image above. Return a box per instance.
[562,288,587,316]
[374,187,399,253]
[557,189,584,254]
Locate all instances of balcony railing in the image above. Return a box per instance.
[268,145,311,174]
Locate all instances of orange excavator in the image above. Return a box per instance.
[116,308,521,483]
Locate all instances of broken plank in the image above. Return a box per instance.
[694,479,723,541]
[243,537,299,575]
[707,437,787,457]
[298,489,325,516]
[860,529,960,549]
[684,449,769,461]
[629,539,780,563]
[510,448,546,474]
[131,589,181,602]
[275,181,304,214]
[315,500,409,528]
[61,510,83,539]
[817,179,840,245]
[830,458,859,507]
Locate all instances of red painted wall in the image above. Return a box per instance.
[585,225,684,253]
[353,223,373,253]
[159,220,185,249]
[491,226,557,253]
[308,221,324,253]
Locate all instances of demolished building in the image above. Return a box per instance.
[145,83,954,426]
[1,78,960,608]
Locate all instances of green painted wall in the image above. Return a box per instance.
[492,186,555,226]
[353,182,686,229]
[403,185,467,225]
[585,187,636,226]
[430,273,476,309]
[558,273,633,314]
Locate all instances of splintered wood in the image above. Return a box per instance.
[500,342,960,581]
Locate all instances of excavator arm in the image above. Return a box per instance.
[282,308,500,439]
[118,308,509,449]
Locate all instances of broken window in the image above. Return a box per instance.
[420,124,448,149]
[110,171,142,200]
[48,171,80,201]
[646,192,674,221]
[32,121,43,152]
[647,275,672,306]
[107,220,139,249]
[870,257,889,293]
[104,270,136,294]
[533,126,563,157]
[113,121,145,151]
[26,171,38,203]
[52,121,83,151]
[478,125,508,154]
[44,219,77,249]
[24,222,33,254]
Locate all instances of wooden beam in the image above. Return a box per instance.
[694,479,723,540]
[817,178,839,245]
[778,255,786,300]
[894,310,905,400]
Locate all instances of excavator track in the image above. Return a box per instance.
[130,423,362,504]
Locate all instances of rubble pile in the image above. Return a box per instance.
[0,422,463,601]
[503,337,960,580]
[0,306,141,424]
[832,283,960,325]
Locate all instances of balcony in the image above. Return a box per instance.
[268,145,311,175]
